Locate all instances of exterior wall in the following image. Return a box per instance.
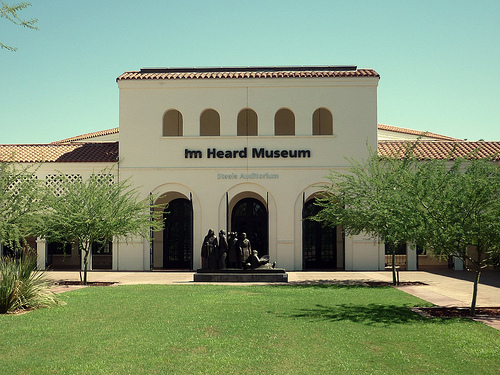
[117,75,380,271]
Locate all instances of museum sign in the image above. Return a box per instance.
[185,147,311,159]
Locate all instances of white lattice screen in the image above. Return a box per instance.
[90,174,114,185]
[7,174,38,195]
[45,174,82,196]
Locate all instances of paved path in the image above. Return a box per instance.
[47,269,500,330]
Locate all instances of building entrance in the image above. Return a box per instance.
[302,199,338,269]
[163,198,193,269]
[231,198,268,256]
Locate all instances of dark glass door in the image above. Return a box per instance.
[231,198,268,256]
[302,199,337,269]
[163,198,193,269]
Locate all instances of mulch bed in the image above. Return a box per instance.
[53,281,117,287]
[417,307,500,318]
[365,281,428,286]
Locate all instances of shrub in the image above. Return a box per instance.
[0,252,62,314]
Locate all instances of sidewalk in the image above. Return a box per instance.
[47,269,500,330]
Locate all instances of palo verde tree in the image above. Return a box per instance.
[42,167,164,284]
[411,155,500,315]
[0,161,44,251]
[1,1,38,51]
[314,142,500,315]
[312,147,421,285]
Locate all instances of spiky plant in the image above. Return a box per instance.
[0,251,62,314]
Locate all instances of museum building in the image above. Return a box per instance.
[2,66,500,272]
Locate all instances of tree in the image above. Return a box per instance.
[1,1,38,51]
[0,162,44,251]
[313,147,421,285]
[411,156,500,315]
[42,168,164,284]
[313,144,500,315]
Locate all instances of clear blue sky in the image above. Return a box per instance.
[1,0,499,144]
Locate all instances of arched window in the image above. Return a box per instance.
[274,108,295,135]
[237,108,258,136]
[162,109,183,136]
[200,109,220,136]
[312,108,333,135]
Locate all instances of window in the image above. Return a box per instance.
[92,241,112,255]
[312,108,333,135]
[200,109,220,136]
[163,109,183,136]
[92,240,112,270]
[237,108,258,136]
[274,108,295,135]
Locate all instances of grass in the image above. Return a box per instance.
[0,284,499,374]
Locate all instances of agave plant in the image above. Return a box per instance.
[0,251,62,314]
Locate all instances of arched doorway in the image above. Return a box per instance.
[231,198,268,256]
[163,198,193,269]
[302,199,338,269]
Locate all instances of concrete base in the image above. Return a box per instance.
[194,268,288,283]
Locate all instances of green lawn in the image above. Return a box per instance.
[1,284,499,374]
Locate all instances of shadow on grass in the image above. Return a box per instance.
[284,303,457,326]
[270,282,384,289]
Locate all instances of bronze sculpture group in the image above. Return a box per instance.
[201,229,275,270]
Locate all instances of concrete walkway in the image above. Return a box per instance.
[47,269,500,330]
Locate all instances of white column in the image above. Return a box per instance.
[36,238,46,270]
[113,240,119,270]
[453,256,464,270]
[406,243,418,271]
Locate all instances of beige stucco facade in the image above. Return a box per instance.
[116,69,382,271]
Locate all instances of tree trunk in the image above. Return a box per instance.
[392,251,397,285]
[83,250,89,285]
[470,270,481,316]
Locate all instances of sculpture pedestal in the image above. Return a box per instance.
[194,268,288,283]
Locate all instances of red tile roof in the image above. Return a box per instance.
[378,141,500,160]
[377,124,459,141]
[2,138,499,164]
[0,143,118,163]
[52,127,119,144]
[117,66,380,81]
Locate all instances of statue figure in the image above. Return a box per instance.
[227,232,240,268]
[239,232,251,264]
[201,229,218,270]
[218,230,228,270]
[245,250,276,270]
